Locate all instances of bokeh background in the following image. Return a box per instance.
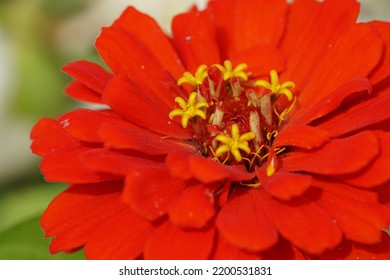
[0,0,388,260]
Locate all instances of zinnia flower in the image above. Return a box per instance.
[31,0,390,260]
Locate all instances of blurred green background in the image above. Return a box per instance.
[0,0,389,260]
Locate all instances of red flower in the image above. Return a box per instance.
[31,0,390,259]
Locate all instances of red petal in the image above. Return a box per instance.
[144,220,215,259]
[211,234,261,260]
[274,125,330,149]
[62,60,112,94]
[168,185,215,229]
[379,181,390,205]
[369,21,390,85]
[315,187,389,244]
[189,156,255,183]
[171,10,220,72]
[113,7,184,79]
[58,109,128,143]
[231,0,287,52]
[260,238,307,260]
[123,165,185,221]
[262,192,343,255]
[85,207,151,260]
[289,77,372,126]
[318,233,390,260]
[318,88,390,137]
[41,146,119,183]
[103,75,190,139]
[231,45,286,77]
[313,178,390,244]
[65,81,103,104]
[256,167,312,201]
[216,188,278,252]
[337,131,390,188]
[345,232,390,260]
[41,182,124,253]
[314,177,379,202]
[167,152,255,183]
[30,118,77,157]
[281,131,379,175]
[281,0,359,90]
[208,0,287,58]
[80,148,165,176]
[206,0,234,59]
[280,0,321,59]
[297,23,383,108]
[166,151,194,180]
[99,122,195,155]
[96,27,183,107]
[319,236,390,260]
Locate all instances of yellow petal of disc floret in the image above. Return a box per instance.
[215,124,255,162]
[169,92,209,128]
[177,64,208,87]
[254,70,295,101]
[215,60,249,81]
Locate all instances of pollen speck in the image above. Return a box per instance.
[61,119,70,128]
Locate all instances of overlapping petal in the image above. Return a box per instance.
[85,207,152,260]
[103,75,190,139]
[172,10,220,72]
[113,7,185,79]
[41,146,120,183]
[41,182,124,253]
[31,0,390,260]
[281,0,360,90]
[216,188,279,252]
[281,131,379,175]
[63,60,112,94]
[124,164,186,221]
[30,118,78,157]
[144,220,215,260]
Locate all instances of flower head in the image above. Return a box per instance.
[31,1,390,260]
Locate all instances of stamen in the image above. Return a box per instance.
[266,157,276,177]
[249,111,262,150]
[266,131,279,142]
[177,65,208,87]
[169,92,209,128]
[274,97,297,127]
[208,146,221,163]
[215,60,249,81]
[254,70,295,101]
[240,181,261,188]
[214,124,255,162]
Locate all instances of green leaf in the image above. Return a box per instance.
[0,216,85,260]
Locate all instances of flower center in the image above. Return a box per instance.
[169,60,296,177]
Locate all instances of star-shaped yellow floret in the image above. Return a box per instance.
[254,70,295,101]
[215,60,249,81]
[177,65,208,87]
[214,124,255,162]
[169,92,209,128]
